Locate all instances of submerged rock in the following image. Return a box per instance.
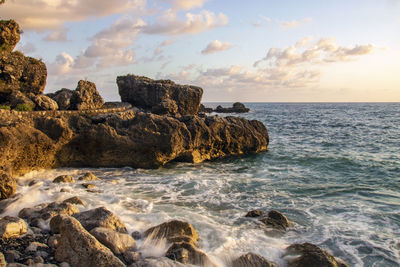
[78,172,99,181]
[0,171,16,200]
[285,243,348,267]
[245,209,292,232]
[73,207,127,233]
[232,253,278,267]
[54,215,125,267]
[144,220,199,245]
[52,175,75,184]
[90,227,136,255]
[0,216,27,239]
[117,75,203,115]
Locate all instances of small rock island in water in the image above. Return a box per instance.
[0,19,348,267]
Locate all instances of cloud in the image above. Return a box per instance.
[154,39,175,55]
[143,9,228,35]
[169,0,207,10]
[44,27,69,42]
[0,0,146,31]
[280,17,313,28]
[201,40,232,54]
[48,52,75,75]
[254,37,375,68]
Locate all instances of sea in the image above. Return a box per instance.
[3,103,400,267]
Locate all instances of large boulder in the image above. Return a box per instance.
[285,243,348,267]
[0,20,20,53]
[72,207,127,233]
[245,210,291,232]
[53,215,125,267]
[0,216,27,239]
[231,253,278,267]
[0,171,16,200]
[30,94,58,111]
[19,201,79,225]
[144,220,199,245]
[116,75,203,115]
[90,227,136,255]
[70,80,104,110]
[0,52,47,95]
[7,90,35,109]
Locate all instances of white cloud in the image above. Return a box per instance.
[143,9,228,35]
[44,27,69,42]
[48,52,75,75]
[0,0,146,31]
[169,0,207,10]
[154,39,175,55]
[201,40,232,54]
[280,17,313,29]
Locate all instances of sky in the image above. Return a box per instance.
[0,0,399,102]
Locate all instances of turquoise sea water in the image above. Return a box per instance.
[8,103,400,266]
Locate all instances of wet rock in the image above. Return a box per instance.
[0,171,17,200]
[70,80,104,110]
[46,89,74,110]
[78,172,99,181]
[81,183,96,189]
[90,227,136,255]
[165,242,215,266]
[117,75,203,115]
[245,210,264,218]
[59,263,70,267]
[131,231,142,240]
[30,95,58,111]
[214,102,249,113]
[54,215,125,267]
[52,175,75,184]
[73,207,127,233]
[0,52,47,95]
[123,251,140,265]
[259,210,291,231]
[232,252,278,267]
[7,264,26,267]
[0,252,5,267]
[0,19,20,53]
[0,216,27,239]
[144,220,198,246]
[285,243,348,267]
[63,196,85,206]
[47,235,59,249]
[20,201,79,225]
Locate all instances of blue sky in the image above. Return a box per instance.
[1,0,399,101]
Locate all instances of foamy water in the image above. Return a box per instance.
[3,103,400,266]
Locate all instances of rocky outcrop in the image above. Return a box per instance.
[70,80,104,110]
[117,75,203,115]
[215,102,250,113]
[285,243,348,267]
[0,171,16,200]
[0,20,20,53]
[53,215,125,267]
[198,104,213,113]
[72,207,127,233]
[47,80,104,111]
[144,220,199,246]
[0,51,47,96]
[0,216,27,239]
[165,242,215,266]
[232,253,278,267]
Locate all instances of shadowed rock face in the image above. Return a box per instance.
[117,75,203,115]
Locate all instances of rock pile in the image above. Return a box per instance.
[199,102,250,114]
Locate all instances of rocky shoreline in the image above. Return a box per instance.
[0,171,348,267]
[0,18,349,267]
